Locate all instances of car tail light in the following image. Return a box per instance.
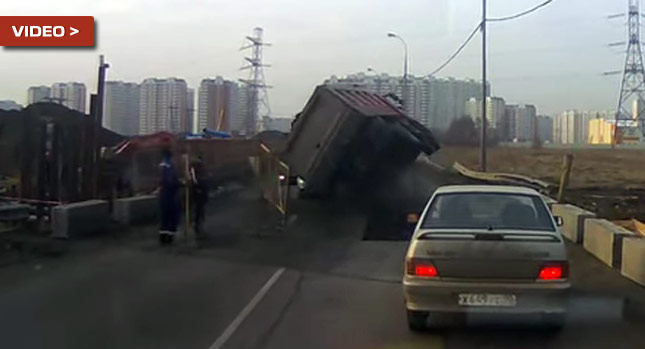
[538,262,568,280]
[406,258,439,278]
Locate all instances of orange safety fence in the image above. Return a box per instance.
[250,143,290,216]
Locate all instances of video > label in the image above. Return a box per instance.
[0,16,94,47]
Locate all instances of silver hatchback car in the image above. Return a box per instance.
[403,185,570,331]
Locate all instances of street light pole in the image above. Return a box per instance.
[93,55,109,198]
[387,32,409,112]
[480,0,488,172]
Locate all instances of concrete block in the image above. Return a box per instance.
[583,219,635,269]
[51,200,109,239]
[552,204,595,244]
[621,237,645,287]
[0,203,30,221]
[112,195,158,225]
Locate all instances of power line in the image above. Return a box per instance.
[488,0,554,22]
[428,0,555,77]
[429,22,481,76]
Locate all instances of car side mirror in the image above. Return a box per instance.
[554,216,564,227]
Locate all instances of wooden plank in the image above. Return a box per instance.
[557,154,573,203]
[452,162,551,191]
[615,219,645,237]
[632,219,645,237]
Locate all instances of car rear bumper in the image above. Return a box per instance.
[403,278,570,314]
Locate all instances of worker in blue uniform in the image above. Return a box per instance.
[159,149,181,245]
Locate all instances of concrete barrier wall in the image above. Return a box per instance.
[51,200,109,239]
[552,204,595,243]
[583,219,635,268]
[113,195,158,225]
[0,203,30,221]
[621,237,645,287]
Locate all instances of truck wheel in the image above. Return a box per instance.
[407,310,428,332]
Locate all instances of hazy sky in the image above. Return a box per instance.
[0,0,630,116]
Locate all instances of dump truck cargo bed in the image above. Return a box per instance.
[283,86,440,197]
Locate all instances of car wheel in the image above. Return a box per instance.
[543,313,566,331]
[407,310,428,332]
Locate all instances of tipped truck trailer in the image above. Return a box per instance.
[283,85,440,198]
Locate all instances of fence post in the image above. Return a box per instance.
[557,153,573,203]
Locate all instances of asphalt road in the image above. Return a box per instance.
[0,188,644,349]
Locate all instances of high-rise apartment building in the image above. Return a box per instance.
[324,73,486,130]
[588,118,616,144]
[504,104,537,142]
[197,77,242,133]
[139,78,189,135]
[466,96,506,133]
[536,115,553,143]
[553,110,605,144]
[51,82,87,113]
[233,86,249,135]
[428,77,485,130]
[104,81,140,136]
[27,86,52,105]
[0,100,23,111]
[187,88,195,133]
[582,111,609,144]
[553,111,576,144]
[488,97,506,130]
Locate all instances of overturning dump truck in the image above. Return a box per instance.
[283,85,441,198]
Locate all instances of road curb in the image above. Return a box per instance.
[552,204,595,243]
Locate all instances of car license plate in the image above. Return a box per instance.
[458,293,516,307]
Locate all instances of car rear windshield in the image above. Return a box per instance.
[421,192,555,232]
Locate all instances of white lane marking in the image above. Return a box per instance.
[209,267,286,349]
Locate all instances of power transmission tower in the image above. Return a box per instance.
[240,27,271,136]
[615,0,645,143]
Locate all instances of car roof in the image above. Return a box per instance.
[433,185,540,195]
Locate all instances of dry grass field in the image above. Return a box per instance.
[433,146,645,189]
